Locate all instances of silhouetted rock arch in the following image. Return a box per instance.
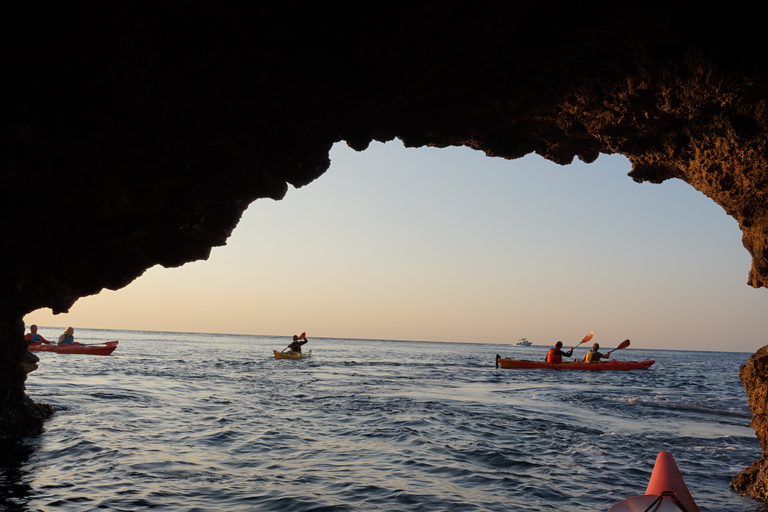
[2,2,768,501]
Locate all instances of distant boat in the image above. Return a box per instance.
[516,338,532,346]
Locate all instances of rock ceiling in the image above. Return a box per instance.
[3,4,767,319]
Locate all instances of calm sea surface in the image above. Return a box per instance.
[1,328,765,511]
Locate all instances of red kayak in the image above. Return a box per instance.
[495,355,654,371]
[609,451,700,511]
[28,341,119,356]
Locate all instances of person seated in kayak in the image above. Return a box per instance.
[583,343,611,363]
[546,341,573,363]
[287,334,308,354]
[25,324,50,344]
[57,326,76,346]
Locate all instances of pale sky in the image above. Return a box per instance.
[25,140,768,352]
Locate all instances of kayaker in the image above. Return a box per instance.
[25,324,50,344]
[545,341,573,363]
[287,334,308,354]
[57,327,76,347]
[583,342,611,363]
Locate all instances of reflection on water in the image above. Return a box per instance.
[0,438,37,511]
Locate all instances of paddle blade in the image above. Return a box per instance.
[571,332,595,351]
[615,339,630,350]
[299,332,306,340]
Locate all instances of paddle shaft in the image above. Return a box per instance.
[570,331,594,351]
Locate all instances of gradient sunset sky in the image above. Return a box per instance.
[24,140,768,352]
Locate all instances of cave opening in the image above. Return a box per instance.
[22,141,764,352]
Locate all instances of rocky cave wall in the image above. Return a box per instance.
[2,1,768,501]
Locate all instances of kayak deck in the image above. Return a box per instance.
[496,356,654,371]
[273,350,312,359]
[609,451,699,511]
[28,341,119,355]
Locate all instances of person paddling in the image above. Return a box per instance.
[546,341,573,363]
[57,326,75,347]
[287,333,308,354]
[583,342,611,363]
[25,324,51,345]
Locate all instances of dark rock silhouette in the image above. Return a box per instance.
[2,2,768,501]
[732,347,768,500]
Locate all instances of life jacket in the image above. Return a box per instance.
[584,350,599,363]
[546,349,562,364]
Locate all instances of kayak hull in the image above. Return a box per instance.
[496,357,654,371]
[273,350,312,359]
[28,341,119,355]
[609,451,700,512]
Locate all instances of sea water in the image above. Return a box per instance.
[1,328,765,511]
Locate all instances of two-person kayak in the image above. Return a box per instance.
[28,341,119,356]
[495,355,654,370]
[609,451,700,511]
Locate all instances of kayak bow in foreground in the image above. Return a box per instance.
[273,350,312,360]
[609,451,700,512]
[495,356,654,371]
[28,341,119,356]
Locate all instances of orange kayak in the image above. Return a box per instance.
[609,451,700,511]
[495,356,654,371]
[28,341,119,356]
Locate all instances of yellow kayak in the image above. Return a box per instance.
[273,350,312,359]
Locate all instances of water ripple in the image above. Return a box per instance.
[8,331,764,511]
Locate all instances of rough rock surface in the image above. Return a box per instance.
[2,2,768,500]
[0,319,54,436]
[732,346,768,500]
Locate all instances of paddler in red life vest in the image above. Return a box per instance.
[546,341,573,363]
